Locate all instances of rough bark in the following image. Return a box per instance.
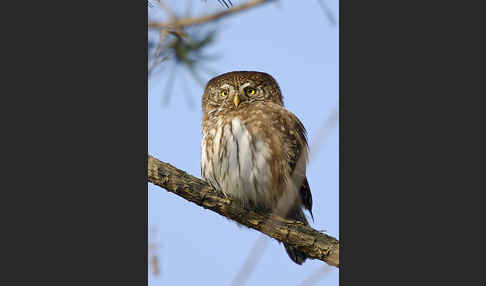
[147,154,339,267]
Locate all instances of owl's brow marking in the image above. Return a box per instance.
[220,83,231,89]
[240,82,252,89]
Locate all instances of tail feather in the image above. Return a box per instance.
[284,244,308,265]
[283,207,310,265]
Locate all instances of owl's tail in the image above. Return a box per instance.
[283,208,310,265]
[284,243,308,265]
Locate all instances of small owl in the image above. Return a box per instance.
[201,71,313,265]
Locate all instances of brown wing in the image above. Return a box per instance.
[287,114,313,220]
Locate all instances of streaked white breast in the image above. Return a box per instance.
[202,118,273,206]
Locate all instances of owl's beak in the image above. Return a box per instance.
[233,93,240,108]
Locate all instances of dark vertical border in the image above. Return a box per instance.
[72,1,148,284]
[339,0,476,284]
[340,1,425,285]
[8,0,148,284]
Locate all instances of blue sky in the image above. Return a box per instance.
[148,1,339,285]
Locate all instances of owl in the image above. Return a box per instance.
[201,71,313,265]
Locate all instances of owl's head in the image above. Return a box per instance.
[202,71,283,117]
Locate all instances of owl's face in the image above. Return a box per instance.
[202,71,283,118]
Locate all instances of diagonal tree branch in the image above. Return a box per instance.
[147,154,339,267]
[148,0,272,30]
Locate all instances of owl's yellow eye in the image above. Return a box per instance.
[245,87,256,96]
[221,90,229,97]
